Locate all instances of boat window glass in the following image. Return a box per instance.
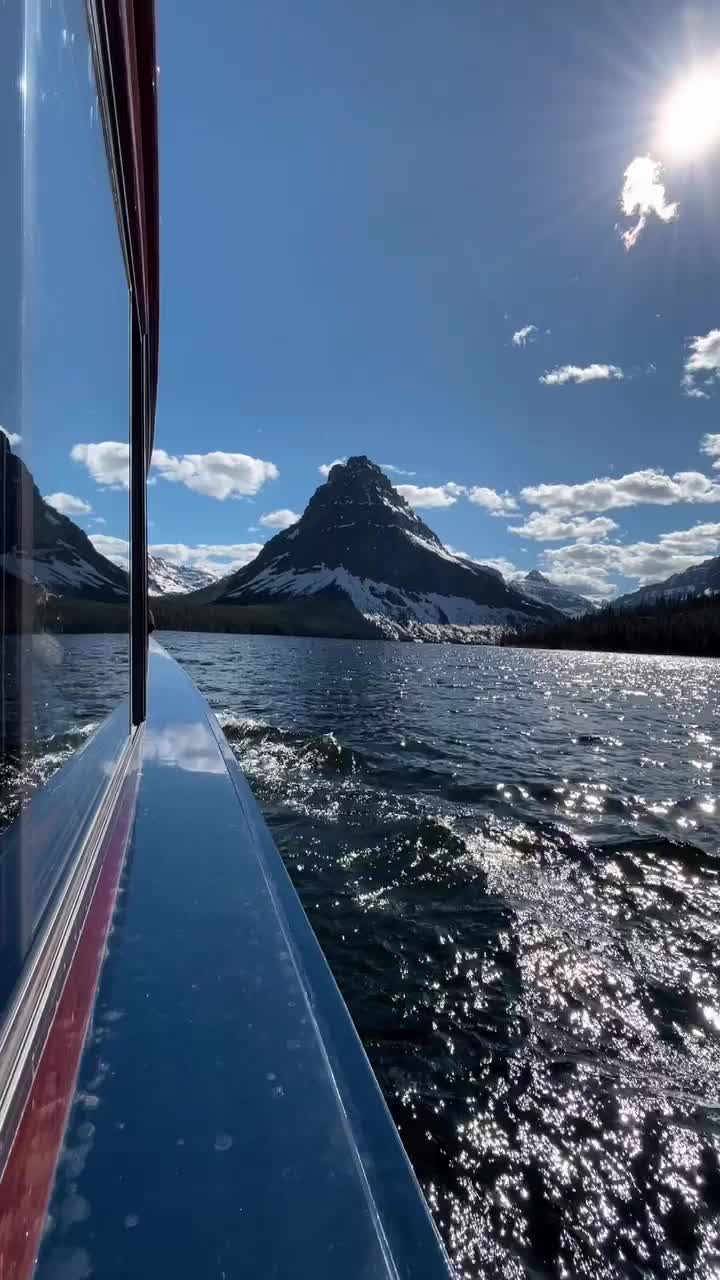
[0,0,131,1002]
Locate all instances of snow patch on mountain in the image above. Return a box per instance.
[517,570,596,617]
[228,559,527,627]
[1,549,126,596]
[204,455,560,638]
[148,555,221,596]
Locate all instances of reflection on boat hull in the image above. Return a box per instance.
[0,748,140,1279]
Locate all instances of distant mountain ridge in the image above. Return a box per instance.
[148,556,218,596]
[191,455,559,640]
[616,556,720,609]
[516,570,596,617]
[1,433,128,604]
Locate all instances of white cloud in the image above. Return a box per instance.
[43,492,92,516]
[397,483,462,509]
[0,427,21,446]
[71,441,130,487]
[90,536,263,577]
[539,363,624,386]
[319,458,347,478]
[512,324,539,348]
[447,546,609,597]
[541,519,720,597]
[683,329,720,399]
[89,534,130,568]
[148,542,263,574]
[381,463,416,476]
[701,433,720,467]
[478,556,523,579]
[619,155,678,250]
[72,441,278,500]
[466,486,518,514]
[509,511,618,541]
[318,469,515,515]
[259,508,300,529]
[444,547,523,580]
[91,517,106,525]
[151,448,278,500]
[522,468,720,514]
[539,560,618,601]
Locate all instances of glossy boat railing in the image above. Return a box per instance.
[24,643,454,1279]
[0,720,141,1276]
[0,705,135,997]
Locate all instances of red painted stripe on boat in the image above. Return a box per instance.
[0,766,139,1280]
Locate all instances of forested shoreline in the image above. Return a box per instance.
[502,593,720,658]
[12,587,720,658]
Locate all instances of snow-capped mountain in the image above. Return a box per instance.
[516,570,596,618]
[616,556,720,609]
[198,456,559,639]
[148,555,219,596]
[1,433,128,603]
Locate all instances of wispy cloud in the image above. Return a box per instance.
[701,433,720,467]
[511,324,539,348]
[0,427,21,447]
[509,511,618,541]
[72,441,278,500]
[522,468,720,513]
[381,463,416,476]
[259,508,300,529]
[683,328,720,399]
[619,155,678,250]
[539,363,623,386]
[44,492,92,516]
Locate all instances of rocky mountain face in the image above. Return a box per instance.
[148,556,218,596]
[200,456,559,639]
[616,556,720,609]
[1,434,128,606]
[517,570,596,618]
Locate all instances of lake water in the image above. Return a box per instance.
[6,631,720,1275]
[160,632,720,1279]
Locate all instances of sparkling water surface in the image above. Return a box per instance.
[8,631,720,1276]
[160,633,720,1279]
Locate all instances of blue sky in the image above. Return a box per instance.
[13,0,720,599]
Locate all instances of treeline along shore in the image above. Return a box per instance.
[501,592,720,658]
[8,585,720,658]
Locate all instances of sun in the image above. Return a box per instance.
[657,62,720,161]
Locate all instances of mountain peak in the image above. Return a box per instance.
[327,455,381,482]
[304,452,439,544]
[205,454,559,633]
[519,570,596,617]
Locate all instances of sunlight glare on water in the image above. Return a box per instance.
[10,632,719,1277]
[160,634,720,1279]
